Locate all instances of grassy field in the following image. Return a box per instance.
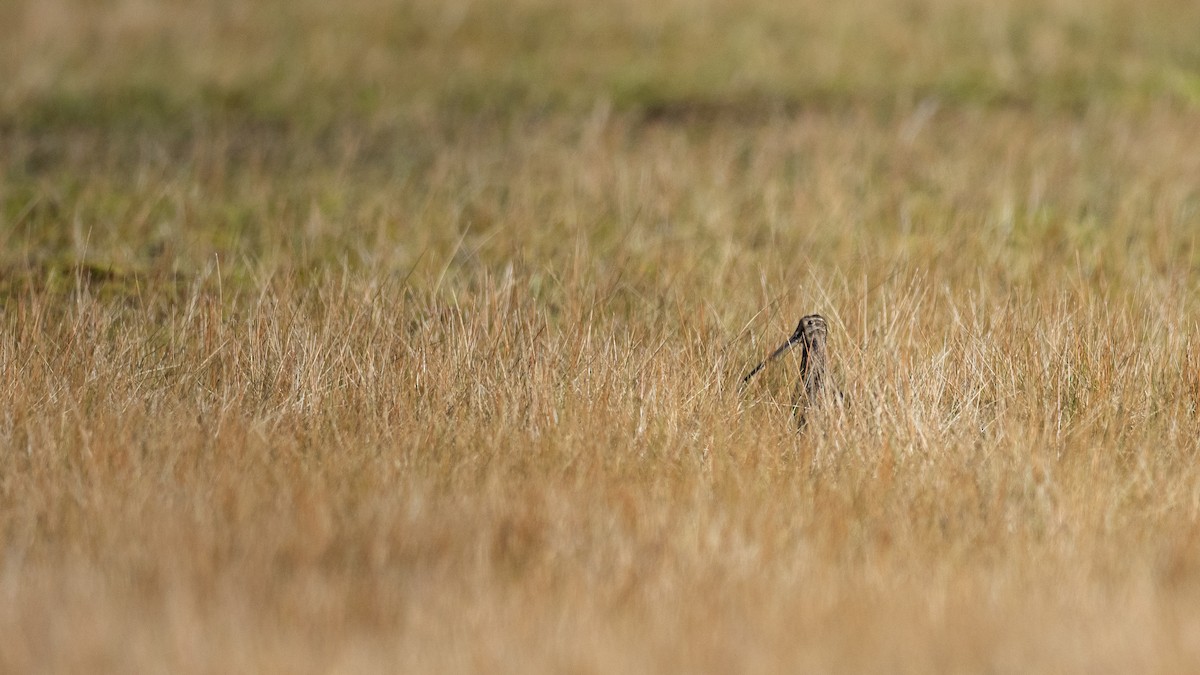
[3,0,1200,672]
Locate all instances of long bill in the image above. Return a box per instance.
[740,335,801,386]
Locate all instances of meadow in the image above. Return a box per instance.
[2,0,1200,672]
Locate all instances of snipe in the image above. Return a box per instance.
[742,313,844,426]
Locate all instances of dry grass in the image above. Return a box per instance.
[3,0,1200,672]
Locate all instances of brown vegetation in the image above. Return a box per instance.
[2,0,1200,672]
